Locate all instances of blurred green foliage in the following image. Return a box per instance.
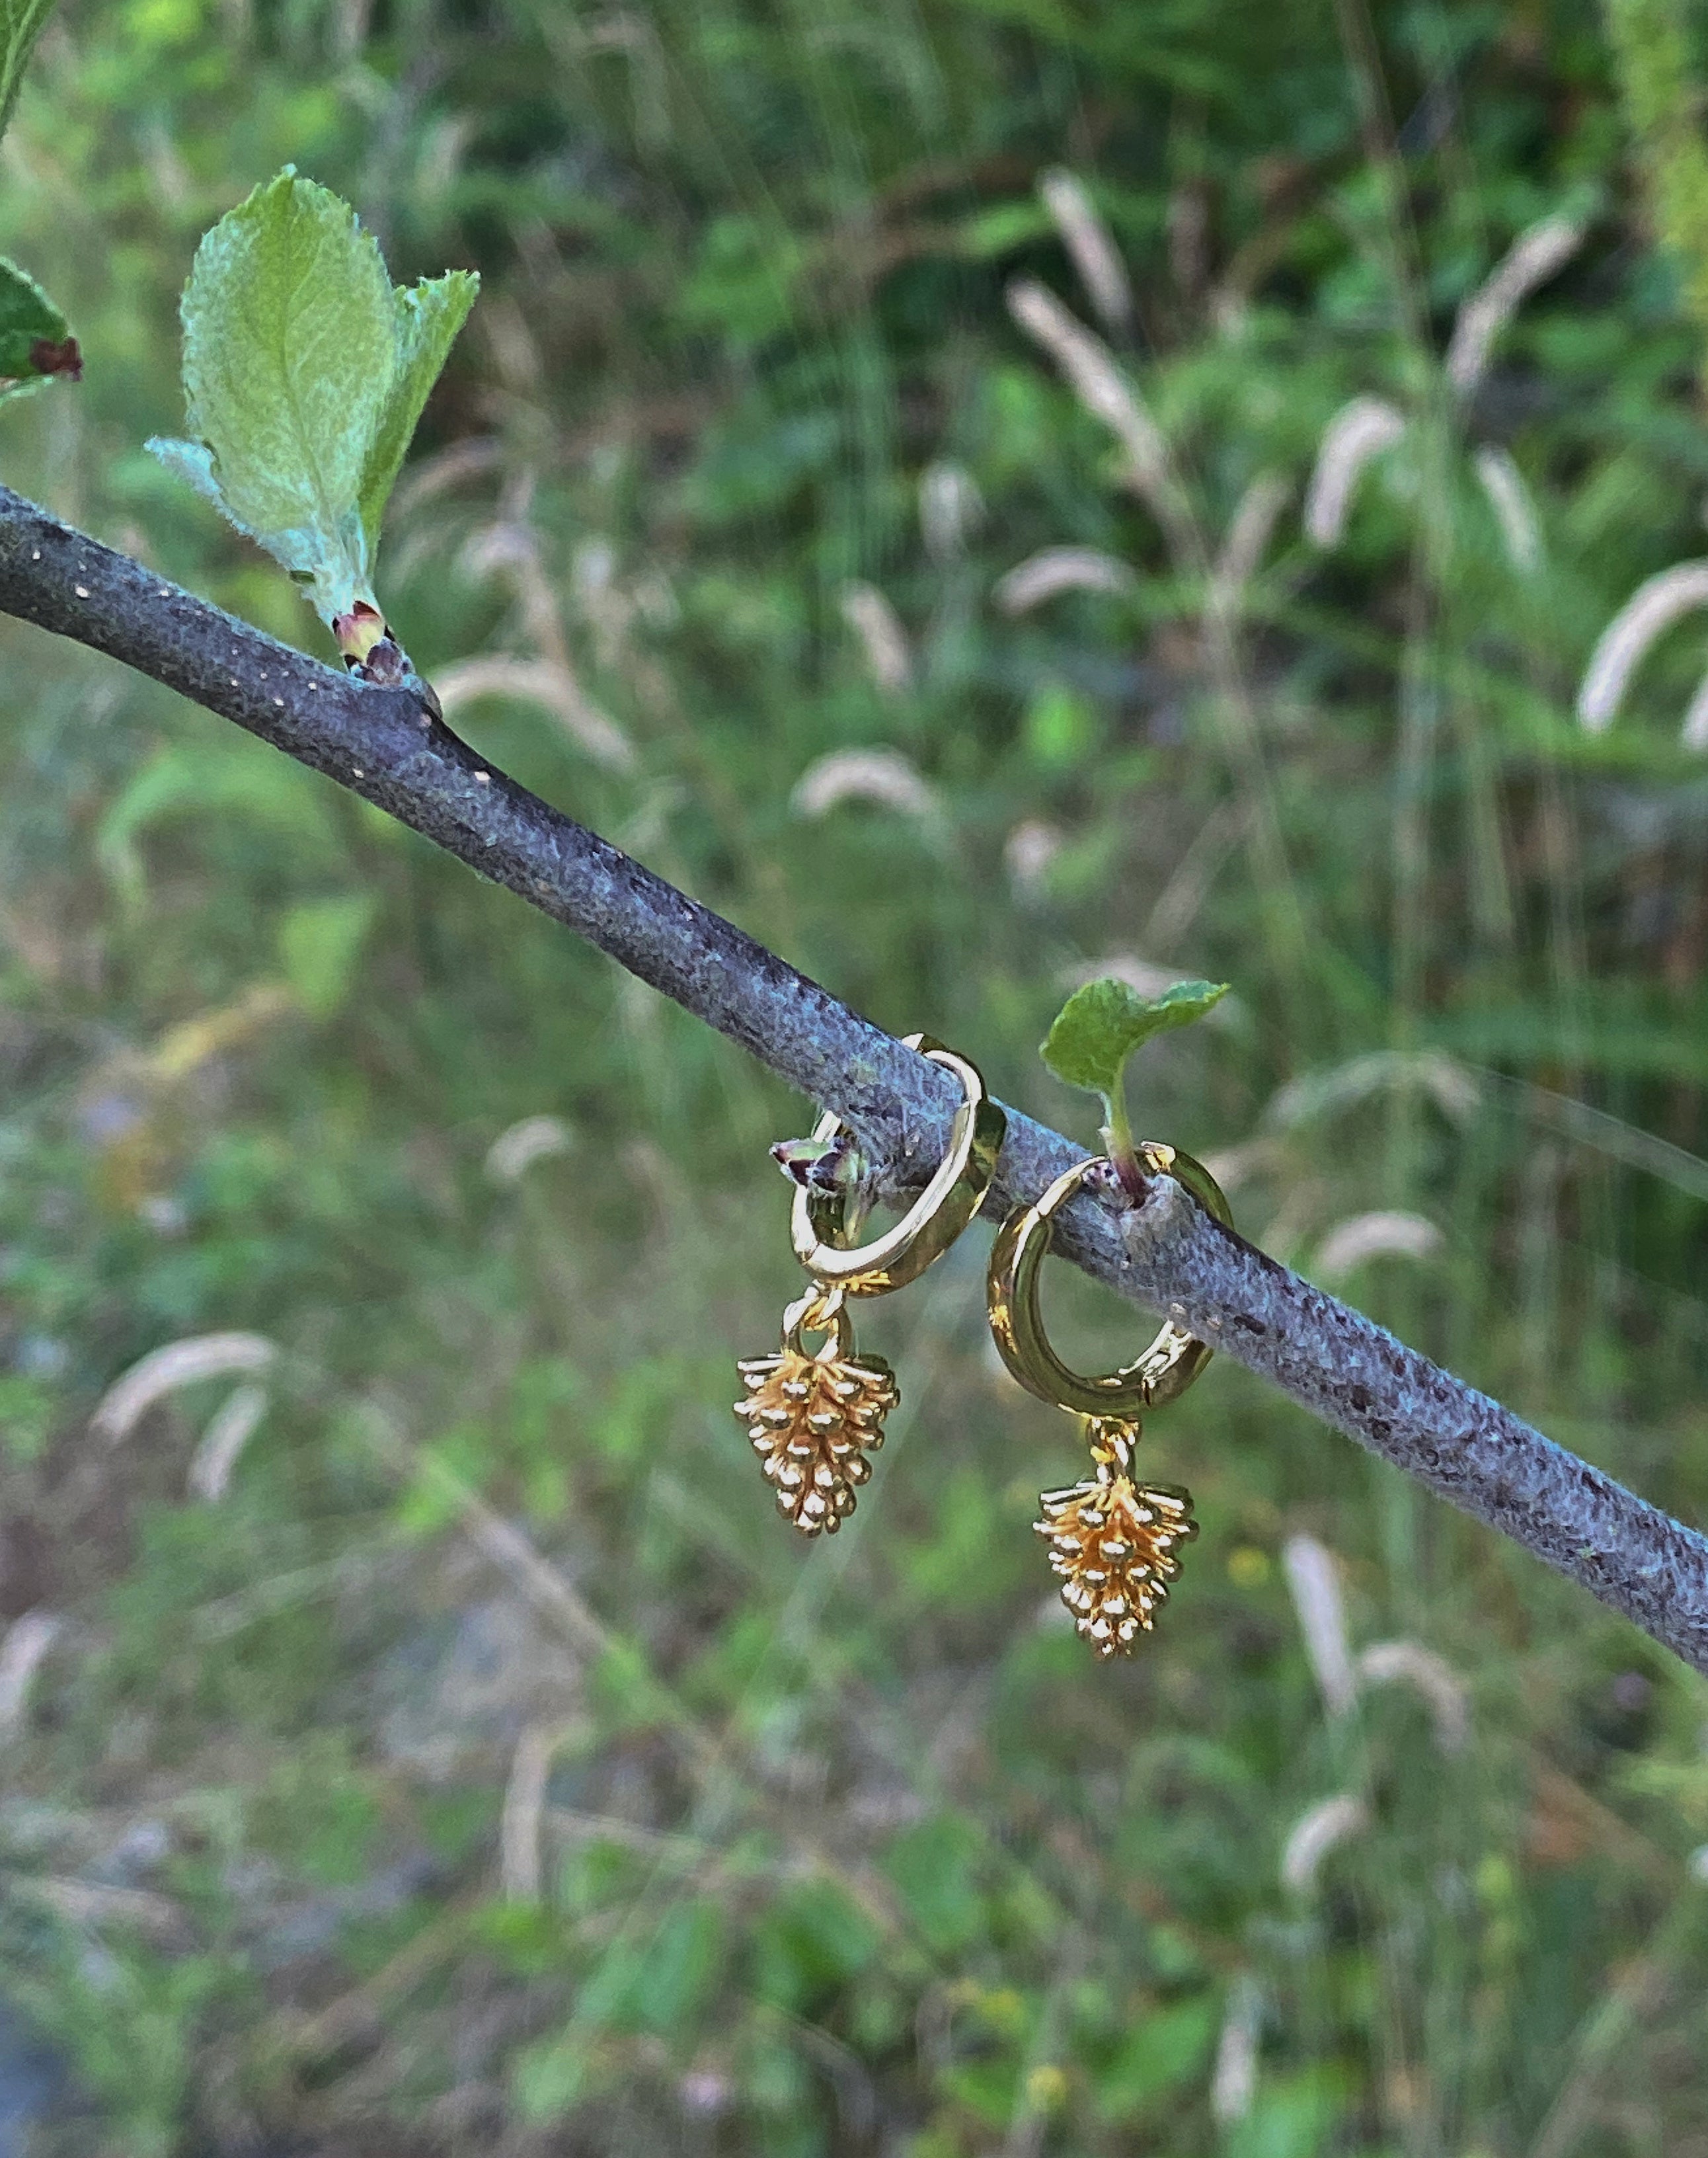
[1,0,1707,2151]
[1606,0,1708,391]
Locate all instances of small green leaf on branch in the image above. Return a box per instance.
[358,271,479,557]
[147,168,477,628]
[1042,975,1228,1099]
[0,0,57,145]
[1041,974,1228,1196]
[0,257,79,402]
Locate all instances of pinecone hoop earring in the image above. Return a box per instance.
[987,1144,1232,1658]
[738,1033,1005,1537]
[738,1285,899,1535]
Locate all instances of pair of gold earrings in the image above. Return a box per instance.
[734,1037,1232,1657]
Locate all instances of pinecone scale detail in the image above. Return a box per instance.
[736,1345,898,1536]
[1035,1463,1196,1656]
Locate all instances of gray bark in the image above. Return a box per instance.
[3,483,1705,1668]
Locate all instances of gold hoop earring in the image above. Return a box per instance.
[985,1144,1231,1656]
[737,1035,1006,1537]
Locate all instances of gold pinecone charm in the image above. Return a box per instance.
[736,1289,898,1536]
[1034,1417,1196,1656]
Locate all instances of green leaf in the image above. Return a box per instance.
[147,169,477,625]
[1040,976,1229,1099]
[358,270,479,557]
[0,0,55,143]
[881,1814,985,1954]
[1223,2066,1348,2158]
[956,199,1054,259]
[143,436,226,512]
[624,1898,726,2034]
[512,2031,593,2122]
[160,169,393,621]
[0,256,78,401]
[940,2055,1025,2128]
[1094,1995,1218,2122]
[0,0,75,413]
[752,1880,881,2012]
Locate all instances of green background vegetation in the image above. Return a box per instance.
[2,0,1708,2149]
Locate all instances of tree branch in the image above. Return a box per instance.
[4,482,1706,1669]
